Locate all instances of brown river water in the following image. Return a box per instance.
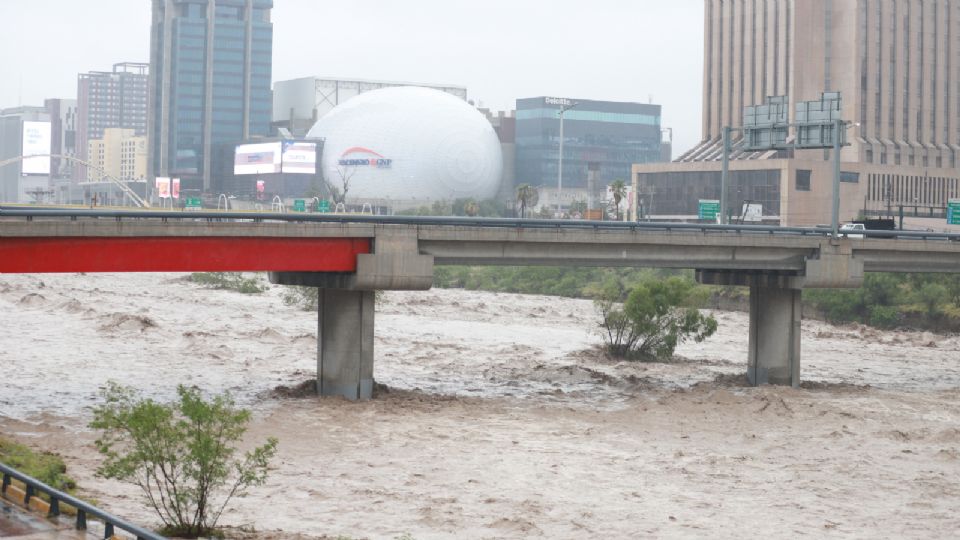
[1,273,959,539]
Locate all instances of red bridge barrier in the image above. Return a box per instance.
[0,237,370,273]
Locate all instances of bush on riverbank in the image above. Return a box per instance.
[0,437,76,493]
[90,383,277,538]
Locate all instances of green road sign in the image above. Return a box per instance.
[949,199,960,225]
[185,197,202,209]
[293,199,306,212]
[318,199,331,213]
[698,199,720,221]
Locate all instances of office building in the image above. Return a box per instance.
[633,0,960,226]
[86,128,148,182]
[273,77,467,137]
[0,107,52,203]
[516,97,664,211]
[76,63,149,181]
[149,0,274,193]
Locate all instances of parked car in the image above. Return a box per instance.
[840,223,865,238]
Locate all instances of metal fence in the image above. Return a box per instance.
[0,462,164,540]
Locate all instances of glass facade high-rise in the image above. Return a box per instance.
[515,97,663,196]
[149,0,273,192]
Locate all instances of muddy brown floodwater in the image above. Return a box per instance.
[1,273,959,539]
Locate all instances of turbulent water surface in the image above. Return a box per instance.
[1,273,959,539]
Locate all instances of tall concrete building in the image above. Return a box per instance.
[86,128,148,182]
[635,0,960,226]
[76,63,149,181]
[44,98,78,180]
[149,0,274,193]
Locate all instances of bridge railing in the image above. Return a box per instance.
[0,461,164,540]
[2,206,960,241]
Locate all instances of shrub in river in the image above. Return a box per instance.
[188,272,266,294]
[596,277,717,360]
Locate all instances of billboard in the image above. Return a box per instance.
[234,142,281,175]
[156,177,171,199]
[281,141,317,174]
[22,121,51,175]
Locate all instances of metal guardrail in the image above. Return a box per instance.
[0,462,164,540]
[2,206,960,241]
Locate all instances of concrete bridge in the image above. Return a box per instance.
[3,208,960,399]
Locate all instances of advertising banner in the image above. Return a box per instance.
[281,142,317,174]
[171,178,180,199]
[156,177,171,199]
[234,143,282,175]
[21,121,52,175]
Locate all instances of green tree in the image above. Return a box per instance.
[477,198,506,217]
[914,282,948,319]
[608,180,627,221]
[569,199,588,216]
[596,277,717,360]
[90,383,278,538]
[516,184,537,218]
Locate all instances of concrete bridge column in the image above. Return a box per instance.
[748,285,801,387]
[270,227,435,401]
[317,289,375,400]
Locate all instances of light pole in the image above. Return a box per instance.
[557,101,577,217]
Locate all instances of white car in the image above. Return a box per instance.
[840,223,866,239]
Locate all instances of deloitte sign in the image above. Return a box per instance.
[545,97,574,107]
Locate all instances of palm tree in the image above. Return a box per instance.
[609,180,627,221]
[516,183,537,218]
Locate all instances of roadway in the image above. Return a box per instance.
[2,208,960,275]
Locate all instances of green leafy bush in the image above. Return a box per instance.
[0,438,76,493]
[188,272,266,294]
[90,383,277,538]
[868,305,900,328]
[596,277,718,360]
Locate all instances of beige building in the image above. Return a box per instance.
[87,128,147,182]
[635,0,960,226]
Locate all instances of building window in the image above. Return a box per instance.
[796,170,812,191]
[840,172,860,183]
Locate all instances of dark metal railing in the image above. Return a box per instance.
[2,206,960,241]
[0,462,165,540]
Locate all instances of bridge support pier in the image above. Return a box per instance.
[317,289,375,400]
[697,271,803,387]
[270,229,434,401]
[748,285,801,386]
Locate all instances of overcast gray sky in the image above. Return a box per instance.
[0,0,705,154]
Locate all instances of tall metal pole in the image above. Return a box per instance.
[720,126,731,224]
[556,101,577,218]
[832,119,842,238]
[557,109,565,218]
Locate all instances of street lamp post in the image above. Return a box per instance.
[557,101,577,217]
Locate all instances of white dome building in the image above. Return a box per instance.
[306,86,502,203]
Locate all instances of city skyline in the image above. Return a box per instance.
[0,0,705,157]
